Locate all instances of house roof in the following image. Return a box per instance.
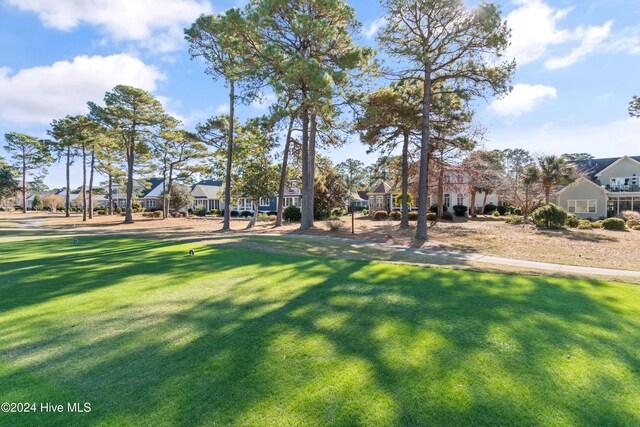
[571,155,640,181]
[140,178,164,198]
[351,191,366,202]
[357,190,369,201]
[369,181,392,194]
[191,179,223,199]
[557,177,607,195]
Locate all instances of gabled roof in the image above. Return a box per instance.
[357,190,369,201]
[193,179,223,187]
[571,155,640,181]
[369,181,392,194]
[557,177,607,195]
[140,178,164,198]
[191,179,223,199]
[593,155,640,177]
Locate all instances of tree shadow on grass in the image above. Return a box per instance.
[0,237,639,426]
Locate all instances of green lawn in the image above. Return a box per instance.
[0,233,639,426]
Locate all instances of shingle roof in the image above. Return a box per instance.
[140,178,164,198]
[191,179,223,190]
[572,156,640,181]
[370,181,392,194]
[357,190,369,201]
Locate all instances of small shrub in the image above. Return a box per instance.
[372,210,388,221]
[442,212,453,221]
[452,205,468,217]
[267,214,277,221]
[325,219,344,232]
[240,210,252,218]
[531,203,568,229]
[512,207,522,216]
[577,220,592,230]
[114,207,122,214]
[429,204,447,213]
[283,205,301,222]
[505,215,525,225]
[602,217,626,231]
[389,210,402,220]
[492,210,500,217]
[566,215,580,228]
[591,220,603,229]
[426,212,437,221]
[330,207,345,218]
[626,219,640,228]
[621,210,640,222]
[633,224,640,231]
[193,206,208,217]
[153,210,162,217]
[267,211,278,216]
[96,210,106,215]
[408,211,419,221]
[484,203,497,214]
[496,205,508,216]
[361,209,368,216]
[230,210,240,218]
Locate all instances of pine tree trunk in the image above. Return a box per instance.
[124,143,134,224]
[88,148,95,220]
[470,190,477,217]
[82,143,87,222]
[165,165,174,220]
[21,158,26,214]
[65,147,71,217]
[416,69,432,240]
[222,80,235,231]
[437,154,445,219]
[108,175,113,216]
[400,130,410,228]
[275,116,294,227]
[300,107,312,230]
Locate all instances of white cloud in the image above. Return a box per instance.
[489,84,557,117]
[215,104,230,114]
[506,0,622,69]
[363,17,386,39]
[250,93,277,110]
[487,118,640,157]
[545,21,613,69]
[0,54,165,124]
[506,0,572,65]
[6,0,212,52]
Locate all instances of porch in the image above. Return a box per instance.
[607,194,640,216]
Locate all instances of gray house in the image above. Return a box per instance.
[558,155,640,218]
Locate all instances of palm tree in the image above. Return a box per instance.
[537,155,574,204]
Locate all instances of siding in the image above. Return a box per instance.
[558,181,607,218]
[597,157,640,186]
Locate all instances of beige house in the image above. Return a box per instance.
[558,155,640,218]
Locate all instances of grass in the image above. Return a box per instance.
[0,233,639,426]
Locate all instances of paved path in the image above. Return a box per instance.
[235,233,640,278]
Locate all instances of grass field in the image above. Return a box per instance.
[1,232,639,426]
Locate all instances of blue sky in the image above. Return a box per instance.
[0,0,639,189]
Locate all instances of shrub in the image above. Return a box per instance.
[602,217,626,231]
[193,206,208,217]
[114,207,122,214]
[496,205,508,216]
[512,207,522,216]
[492,210,500,217]
[577,220,592,230]
[230,210,240,218]
[96,210,106,215]
[389,210,402,220]
[153,210,162,218]
[408,211,419,221]
[633,224,640,231]
[372,210,388,221]
[452,205,468,217]
[267,214,277,221]
[484,203,497,214]
[429,204,447,213]
[240,210,252,218]
[621,210,640,222]
[531,203,568,229]
[283,205,301,222]
[325,219,344,232]
[505,215,525,225]
[331,207,345,218]
[267,211,278,216]
[31,194,44,211]
[361,209,368,216]
[442,212,454,221]
[566,215,580,228]
[591,220,603,229]
[426,212,437,221]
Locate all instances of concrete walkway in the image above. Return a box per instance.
[238,233,640,278]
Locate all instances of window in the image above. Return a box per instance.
[259,198,270,206]
[444,194,451,208]
[284,197,301,208]
[144,200,155,208]
[567,199,597,213]
[376,196,383,208]
[456,194,464,206]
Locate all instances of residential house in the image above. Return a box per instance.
[108,178,163,210]
[557,155,640,218]
[348,191,368,209]
[191,179,223,211]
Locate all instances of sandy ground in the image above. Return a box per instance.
[2,211,639,272]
